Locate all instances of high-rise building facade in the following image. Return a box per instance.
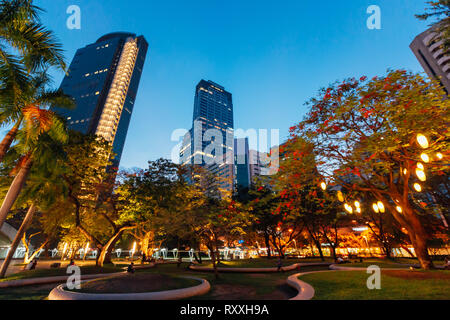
[410,27,450,94]
[234,138,251,190]
[56,32,148,166]
[180,80,234,194]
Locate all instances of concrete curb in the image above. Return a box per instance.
[48,276,210,300]
[189,262,331,273]
[0,272,123,289]
[287,271,335,300]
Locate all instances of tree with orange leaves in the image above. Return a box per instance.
[290,70,449,269]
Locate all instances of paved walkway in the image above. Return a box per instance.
[0,259,97,277]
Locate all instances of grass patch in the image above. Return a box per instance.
[0,265,122,282]
[300,270,450,300]
[200,257,331,269]
[0,283,57,300]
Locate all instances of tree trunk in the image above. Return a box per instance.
[196,244,203,264]
[207,244,219,279]
[141,232,152,257]
[0,119,21,163]
[400,245,415,258]
[23,238,48,265]
[0,155,33,230]
[314,240,325,261]
[331,246,337,262]
[403,207,433,269]
[264,232,272,259]
[97,229,125,267]
[0,204,36,278]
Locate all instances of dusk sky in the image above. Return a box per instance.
[35,0,431,169]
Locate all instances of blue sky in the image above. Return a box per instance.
[35,0,431,169]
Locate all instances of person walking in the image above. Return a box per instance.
[277,258,284,272]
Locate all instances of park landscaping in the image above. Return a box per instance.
[69,273,199,294]
[300,270,450,300]
[0,259,449,300]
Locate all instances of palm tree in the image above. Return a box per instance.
[0,0,67,161]
[0,132,67,278]
[0,91,71,230]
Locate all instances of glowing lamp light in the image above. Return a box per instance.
[84,242,90,258]
[396,206,402,213]
[416,134,429,149]
[403,168,407,175]
[354,201,361,208]
[416,162,424,170]
[320,182,327,191]
[131,241,137,256]
[377,201,385,213]
[276,227,281,232]
[288,228,293,233]
[356,207,361,214]
[416,169,426,182]
[436,153,443,160]
[420,153,430,163]
[413,183,422,192]
[372,203,379,213]
[337,191,344,202]
[344,203,353,214]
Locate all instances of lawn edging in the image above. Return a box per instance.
[188,262,331,273]
[287,271,334,300]
[47,276,210,300]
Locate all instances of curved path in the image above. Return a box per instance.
[189,262,331,273]
[0,272,123,289]
[48,276,210,300]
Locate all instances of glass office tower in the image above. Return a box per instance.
[56,32,148,166]
[410,27,450,95]
[234,138,250,190]
[180,80,234,194]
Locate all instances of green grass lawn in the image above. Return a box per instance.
[300,270,450,300]
[340,260,411,269]
[200,257,332,269]
[0,265,122,282]
[340,258,445,269]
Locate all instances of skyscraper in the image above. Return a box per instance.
[180,80,234,194]
[234,138,250,190]
[410,27,450,94]
[56,32,148,166]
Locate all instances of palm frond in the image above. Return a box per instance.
[0,21,66,72]
[0,0,43,29]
